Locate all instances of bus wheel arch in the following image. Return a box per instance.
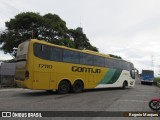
[71,79,84,93]
[57,79,71,94]
[122,80,128,89]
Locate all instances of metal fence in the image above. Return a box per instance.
[0,63,16,86]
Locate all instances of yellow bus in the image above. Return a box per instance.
[15,39,136,94]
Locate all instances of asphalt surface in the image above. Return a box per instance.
[0,79,160,120]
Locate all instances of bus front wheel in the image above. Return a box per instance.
[71,80,84,93]
[57,81,70,94]
[122,81,128,89]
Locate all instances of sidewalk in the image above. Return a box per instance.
[0,85,16,89]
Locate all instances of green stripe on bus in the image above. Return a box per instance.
[99,69,116,84]
[107,69,122,84]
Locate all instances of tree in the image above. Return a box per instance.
[68,27,98,51]
[0,12,46,56]
[109,54,122,59]
[0,12,98,57]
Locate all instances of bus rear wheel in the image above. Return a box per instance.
[57,81,70,94]
[71,80,84,93]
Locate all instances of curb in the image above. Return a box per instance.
[0,85,17,89]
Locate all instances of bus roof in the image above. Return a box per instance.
[142,70,154,72]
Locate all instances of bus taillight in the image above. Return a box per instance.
[25,70,29,79]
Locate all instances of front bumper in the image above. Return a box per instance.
[141,80,153,83]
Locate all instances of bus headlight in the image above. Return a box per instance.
[130,81,134,85]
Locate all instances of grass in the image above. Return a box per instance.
[154,78,160,87]
[154,77,160,83]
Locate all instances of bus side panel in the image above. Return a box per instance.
[95,69,135,88]
[50,72,57,90]
[32,56,52,90]
[33,72,50,89]
[87,75,94,88]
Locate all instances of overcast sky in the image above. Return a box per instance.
[0,0,160,75]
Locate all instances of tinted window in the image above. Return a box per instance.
[129,63,134,70]
[34,44,51,60]
[142,70,153,75]
[34,43,62,61]
[50,47,62,61]
[105,58,130,70]
[34,43,132,69]
[80,53,87,65]
[86,54,93,65]
[113,60,130,70]
[105,58,114,68]
[63,50,79,64]
[122,61,130,70]
[121,61,126,70]
[80,53,93,66]
[114,60,121,69]
[34,43,41,57]
[94,56,105,67]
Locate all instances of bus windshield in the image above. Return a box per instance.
[142,70,153,75]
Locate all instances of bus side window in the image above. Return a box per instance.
[50,47,62,62]
[80,53,93,65]
[121,61,127,70]
[85,54,93,66]
[80,53,87,65]
[111,59,116,68]
[105,58,113,68]
[34,43,51,60]
[41,45,44,51]
[93,56,105,67]
[129,63,134,70]
[112,59,117,69]
[125,62,130,71]
[34,43,42,57]
[113,59,122,69]
[115,60,120,69]
[80,53,93,66]
[41,45,51,60]
[63,49,79,64]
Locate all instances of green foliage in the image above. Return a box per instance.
[0,12,98,56]
[154,77,160,83]
[68,27,98,52]
[109,54,122,59]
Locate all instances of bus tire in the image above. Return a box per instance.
[122,81,127,89]
[57,80,70,94]
[71,80,84,93]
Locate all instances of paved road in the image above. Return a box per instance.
[0,79,159,119]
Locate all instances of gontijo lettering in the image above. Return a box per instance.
[72,66,101,73]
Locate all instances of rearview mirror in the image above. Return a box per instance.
[130,69,135,79]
